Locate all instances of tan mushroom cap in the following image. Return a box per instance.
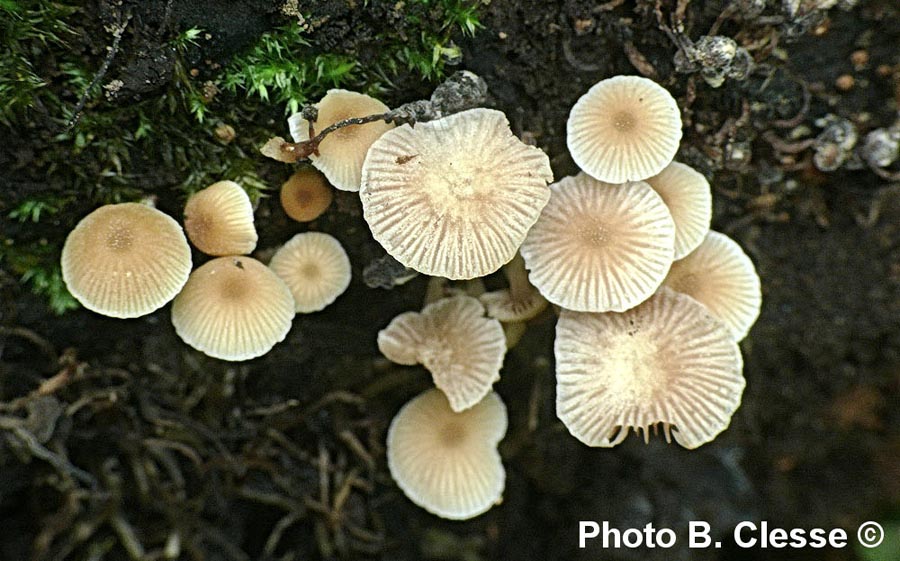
[645,162,712,259]
[377,295,506,412]
[269,232,352,313]
[555,287,745,449]
[288,89,395,191]
[387,388,507,520]
[360,107,553,280]
[61,203,192,318]
[568,75,682,183]
[520,173,675,313]
[279,168,333,222]
[663,231,762,341]
[183,180,258,256]
[171,256,295,361]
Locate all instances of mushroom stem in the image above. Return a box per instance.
[504,253,532,302]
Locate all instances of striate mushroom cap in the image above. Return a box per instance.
[387,388,507,520]
[171,256,295,361]
[663,231,762,341]
[520,173,675,313]
[269,232,352,313]
[555,287,745,449]
[279,168,334,222]
[377,295,506,412]
[183,180,258,256]
[645,161,712,259]
[61,203,192,318]
[288,89,395,191]
[568,75,682,183]
[360,107,553,280]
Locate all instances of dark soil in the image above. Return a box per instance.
[1,1,898,560]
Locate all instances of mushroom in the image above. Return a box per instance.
[568,75,682,183]
[360,107,553,280]
[478,253,548,323]
[555,287,745,449]
[387,388,507,520]
[61,203,192,318]
[288,89,395,191]
[644,161,712,259]
[183,180,258,256]
[377,295,506,412]
[520,173,675,313]
[269,232,352,313]
[279,168,334,222]
[663,231,762,341]
[171,256,295,361]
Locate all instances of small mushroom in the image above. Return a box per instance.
[171,256,295,361]
[644,161,712,259]
[279,168,334,222]
[387,388,507,520]
[568,75,682,183]
[478,253,548,323]
[269,232,351,313]
[61,203,192,318]
[183,180,258,256]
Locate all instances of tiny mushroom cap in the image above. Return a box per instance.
[361,107,553,280]
[568,75,683,183]
[644,161,712,259]
[183,180,258,256]
[269,232,352,313]
[555,287,745,449]
[520,173,676,313]
[663,231,762,341]
[377,295,506,412]
[171,256,295,361]
[478,254,548,323]
[288,89,395,191]
[387,388,507,520]
[61,203,192,318]
[279,168,334,222]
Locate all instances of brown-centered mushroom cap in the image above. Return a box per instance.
[644,161,712,259]
[568,75,682,183]
[279,168,334,222]
[555,287,744,449]
[520,173,675,313]
[387,388,507,520]
[663,231,762,341]
[183,180,258,256]
[269,232,351,313]
[171,256,295,361]
[360,107,553,280]
[61,203,192,318]
[377,295,506,412]
[288,89,395,191]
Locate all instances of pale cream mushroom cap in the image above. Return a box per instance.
[183,180,258,256]
[171,256,295,361]
[644,162,712,259]
[269,232,352,313]
[61,203,192,318]
[663,231,762,341]
[360,107,553,280]
[288,89,395,191]
[279,168,334,222]
[387,388,507,520]
[377,295,506,412]
[568,75,682,183]
[520,173,675,313]
[555,287,744,449]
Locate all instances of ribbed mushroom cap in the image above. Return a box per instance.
[520,173,676,313]
[269,232,351,313]
[568,75,682,183]
[360,108,553,280]
[183,180,258,256]
[61,203,191,318]
[387,388,507,520]
[171,256,295,361]
[288,89,395,191]
[279,168,333,222]
[377,295,507,412]
[645,162,712,259]
[663,231,762,341]
[555,287,745,449]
